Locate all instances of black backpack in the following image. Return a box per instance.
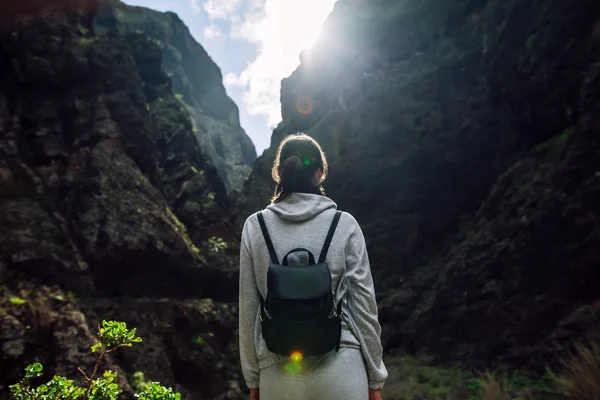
[257,211,343,357]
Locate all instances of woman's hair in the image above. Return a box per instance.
[271,133,328,203]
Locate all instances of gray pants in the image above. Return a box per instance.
[259,347,368,400]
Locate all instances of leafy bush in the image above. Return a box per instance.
[9,320,180,400]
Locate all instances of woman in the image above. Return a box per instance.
[239,133,387,400]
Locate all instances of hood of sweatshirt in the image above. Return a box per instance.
[266,193,337,222]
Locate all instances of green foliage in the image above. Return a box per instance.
[129,371,148,392]
[207,237,228,254]
[9,297,26,305]
[9,320,179,400]
[25,363,43,379]
[206,192,215,202]
[77,24,90,36]
[165,208,202,258]
[79,37,96,46]
[189,165,206,176]
[88,371,121,400]
[49,293,65,302]
[136,382,180,400]
[10,366,87,400]
[190,332,213,348]
[534,128,572,154]
[174,93,184,101]
[151,38,164,49]
[383,356,554,400]
[91,320,141,353]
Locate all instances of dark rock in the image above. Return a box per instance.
[0,4,240,399]
[240,0,600,371]
[93,0,257,192]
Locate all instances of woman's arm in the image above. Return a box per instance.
[239,219,261,390]
[344,216,388,390]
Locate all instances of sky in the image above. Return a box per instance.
[122,0,338,154]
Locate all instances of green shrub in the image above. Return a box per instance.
[9,320,179,400]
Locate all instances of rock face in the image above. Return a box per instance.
[241,0,600,370]
[0,2,243,398]
[93,0,256,193]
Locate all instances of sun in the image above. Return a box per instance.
[266,0,337,52]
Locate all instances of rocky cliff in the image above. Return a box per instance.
[0,1,243,398]
[241,0,600,371]
[94,0,256,193]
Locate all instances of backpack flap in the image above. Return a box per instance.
[267,262,332,300]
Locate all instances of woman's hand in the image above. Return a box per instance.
[368,388,382,400]
[250,388,259,400]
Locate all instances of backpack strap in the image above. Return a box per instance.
[318,211,342,264]
[257,212,279,264]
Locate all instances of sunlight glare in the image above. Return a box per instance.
[224,0,338,128]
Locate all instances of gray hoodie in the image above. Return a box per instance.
[239,193,388,390]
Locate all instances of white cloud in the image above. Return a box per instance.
[203,24,221,39]
[224,72,242,86]
[203,0,242,20]
[224,0,338,127]
[190,0,200,13]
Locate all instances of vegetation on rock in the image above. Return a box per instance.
[10,321,179,400]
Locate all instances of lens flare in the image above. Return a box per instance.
[284,351,304,375]
[284,361,302,375]
[290,351,303,362]
[296,95,314,115]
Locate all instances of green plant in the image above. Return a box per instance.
[206,192,215,202]
[165,208,202,259]
[190,334,206,348]
[79,37,96,46]
[174,93,184,101]
[9,297,26,305]
[475,371,510,400]
[77,24,90,36]
[9,320,179,400]
[534,128,572,154]
[207,237,228,254]
[136,383,180,400]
